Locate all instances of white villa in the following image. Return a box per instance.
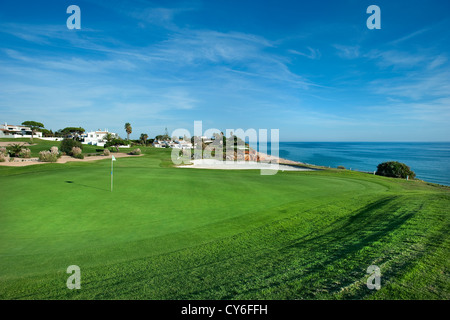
[173,140,193,149]
[152,140,168,148]
[81,130,117,147]
[0,123,43,139]
[152,139,193,149]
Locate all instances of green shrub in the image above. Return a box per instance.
[7,143,24,157]
[337,165,346,170]
[73,153,84,159]
[104,149,111,156]
[375,161,416,179]
[104,138,127,149]
[61,138,82,155]
[39,150,58,162]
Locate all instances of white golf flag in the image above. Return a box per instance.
[111,155,116,191]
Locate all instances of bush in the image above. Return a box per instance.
[104,138,127,149]
[73,153,84,159]
[18,148,31,158]
[61,138,82,155]
[337,165,346,170]
[7,143,24,157]
[50,146,59,154]
[71,147,82,156]
[103,149,110,156]
[375,161,416,179]
[130,148,141,155]
[0,152,9,162]
[39,150,58,162]
[0,147,6,155]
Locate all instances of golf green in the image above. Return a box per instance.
[0,147,448,299]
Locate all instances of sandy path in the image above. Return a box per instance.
[0,142,36,147]
[0,153,141,167]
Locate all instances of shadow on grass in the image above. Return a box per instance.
[64,180,108,192]
[216,196,420,299]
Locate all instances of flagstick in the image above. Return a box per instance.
[111,156,113,192]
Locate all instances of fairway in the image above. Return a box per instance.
[0,147,449,299]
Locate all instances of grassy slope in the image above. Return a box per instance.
[0,138,103,157]
[0,145,448,299]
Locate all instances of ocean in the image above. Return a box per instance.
[269,142,450,186]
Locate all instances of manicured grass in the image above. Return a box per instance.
[0,145,448,299]
[0,138,105,157]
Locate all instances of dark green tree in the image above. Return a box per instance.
[40,128,54,137]
[21,121,44,143]
[60,138,83,155]
[105,138,127,152]
[59,127,85,139]
[140,133,149,146]
[375,161,416,179]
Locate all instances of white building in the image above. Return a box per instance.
[152,139,193,149]
[177,140,193,149]
[82,130,116,147]
[0,122,43,139]
[152,140,168,148]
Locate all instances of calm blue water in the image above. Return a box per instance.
[269,142,450,186]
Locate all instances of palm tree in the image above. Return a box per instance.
[124,123,132,142]
[140,133,148,146]
[7,143,25,157]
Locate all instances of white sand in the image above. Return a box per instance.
[177,159,313,171]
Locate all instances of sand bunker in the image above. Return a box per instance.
[177,159,313,171]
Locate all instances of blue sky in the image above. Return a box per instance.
[0,0,449,141]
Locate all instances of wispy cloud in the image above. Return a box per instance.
[370,69,450,100]
[289,47,321,60]
[366,49,429,68]
[388,27,431,46]
[333,44,360,59]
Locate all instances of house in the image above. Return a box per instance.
[0,122,43,139]
[152,140,168,148]
[82,130,116,147]
[177,140,193,149]
[152,138,193,149]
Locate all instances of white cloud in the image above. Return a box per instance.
[333,44,360,59]
[387,27,431,46]
[370,69,450,100]
[366,49,428,68]
[289,47,321,60]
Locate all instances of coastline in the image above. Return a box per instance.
[177,150,315,171]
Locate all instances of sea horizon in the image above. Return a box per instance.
[258,141,450,186]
